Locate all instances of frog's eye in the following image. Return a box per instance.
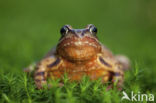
[89,26,98,35]
[91,27,97,34]
[60,26,68,36]
[60,25,72,36]
[86,24,97,35]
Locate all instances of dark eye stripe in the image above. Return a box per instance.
[47,58,61,68]
[99,56,112,67]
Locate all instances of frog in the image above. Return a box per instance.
[25,24,130,89]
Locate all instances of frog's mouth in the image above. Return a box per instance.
[56,36,101,62]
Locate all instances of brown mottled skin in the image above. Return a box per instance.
[26,24,130,89]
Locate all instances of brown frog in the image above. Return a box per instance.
[25,24,130,89]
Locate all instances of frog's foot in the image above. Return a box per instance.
[115,55,130,71]
[24,62,36,73]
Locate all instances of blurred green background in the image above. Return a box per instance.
[0,0,156,91]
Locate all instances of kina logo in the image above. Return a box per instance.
[121,91,154,102]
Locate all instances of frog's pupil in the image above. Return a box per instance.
[92,27,97,33]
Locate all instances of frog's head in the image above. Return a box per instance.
[56,24,102,62]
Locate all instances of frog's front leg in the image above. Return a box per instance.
[111,71,124,89]
[104,71,124,90]
[34,64,48,89]
[97,55,124,90]
[34,56,61,89]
